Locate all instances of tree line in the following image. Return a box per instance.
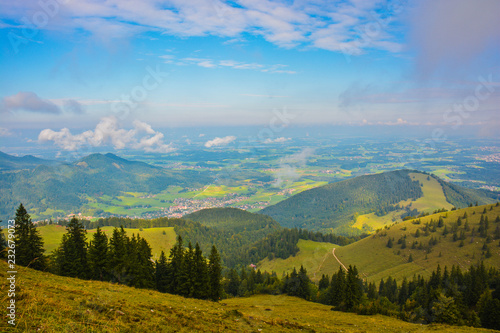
[4,204,222,301]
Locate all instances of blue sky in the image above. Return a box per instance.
[0,0,499,153]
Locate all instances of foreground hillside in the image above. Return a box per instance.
[0,261,494,333]
[260,170,498,234]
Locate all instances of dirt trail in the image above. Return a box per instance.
[332,248,348,271]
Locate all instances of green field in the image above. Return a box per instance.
[38,225,177,259]
[0,260,492,332]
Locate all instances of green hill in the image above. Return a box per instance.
[0,151,58,171]
[184,207,281,233]
[260,170,498,235]
[0,153,212,222]
[0,260,491,332]
[259,203,500,284]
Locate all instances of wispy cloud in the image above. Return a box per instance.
[204,136,236,148]
[38,116,175,153]
[264,137,291,144]
[0,127,12,137]
[1,0,404,55]
[162,55,295,73]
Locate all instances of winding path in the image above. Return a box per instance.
[332,248,348,272]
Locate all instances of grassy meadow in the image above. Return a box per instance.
[0,260,495,332]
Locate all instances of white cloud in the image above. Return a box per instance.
[38,116,175,153]
[0,128,12,137]
[273,148,315,187]
[1,91,61,114]
[204,136,236,148]
[0,1,404,56]
[263,137,290,144]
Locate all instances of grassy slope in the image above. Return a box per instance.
[260,204,500,284]
[38,225,176,260]
[336,203,500,282]
[0,261,493,333]
[258,239,341,282]
[353,172,453,231]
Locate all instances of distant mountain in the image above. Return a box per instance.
[184,207,280,233]
[259,169,499,234]
[0,151,59,170]
[0,153,212,221]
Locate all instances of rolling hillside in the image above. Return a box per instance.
[0,260,492,333]
[260,170,498,234]
[0,152,212,221]
[258,203,500,284]
[185,207,281,233]
[38,225,177,260]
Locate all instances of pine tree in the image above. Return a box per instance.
[192,243,209,299]
[208,245,222,301]
[0,228,7,259]
[155,251,169,293]
[298,265,311,300]
[108,227,129,284]
[329,267,345,307]
[14,203,46,270]
[88,226,108,281]
[179,242,195,297]
[345,265,362,309]
[319,274,330,290]
[226,268,240,296]
[55,216,89,279]
[167,235,185,294]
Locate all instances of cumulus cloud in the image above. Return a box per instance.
[263,137,290,144]
[1,91,61,114]
[38,116,175,153]
[204,136,236,148]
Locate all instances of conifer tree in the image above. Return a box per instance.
[179,242,195,297]
[167,235,184,294]
[298,265,312,300]
[345,265,362,309]
[226,268,240,296]
[208,245,222,301]
[0,228,7,259]
[14,203,46,270]
[156,251,169,293]
[318,274,330,290]
[88,226,108,281]
[192,243,209,299]
[108,227,129,283]
[329,267,345,307]
[55,216,89,279]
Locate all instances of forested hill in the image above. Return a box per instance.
[0,153,212,220]
[184,207,280,233]
[0,151,58,170]
[259,169,498,234]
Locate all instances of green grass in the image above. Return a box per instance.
[336,203,500,283]
[0,261,493,332]
[258,239,340,282]
[38,225,177,260]
[262,204,500,284]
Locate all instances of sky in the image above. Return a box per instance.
[0,0,499,155]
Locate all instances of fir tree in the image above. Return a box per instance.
[298,265,312,300]
[318,274,330,290]
[108,227,128,283]
[208,245,222,301]
[14,203,46,270]
[167,235,185,294]
[192,243,209,299]
[88,226,108,281]
[155,251,169,293]
[55,216,89,279]
[345,265,362,309]
[0,228,7,259]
